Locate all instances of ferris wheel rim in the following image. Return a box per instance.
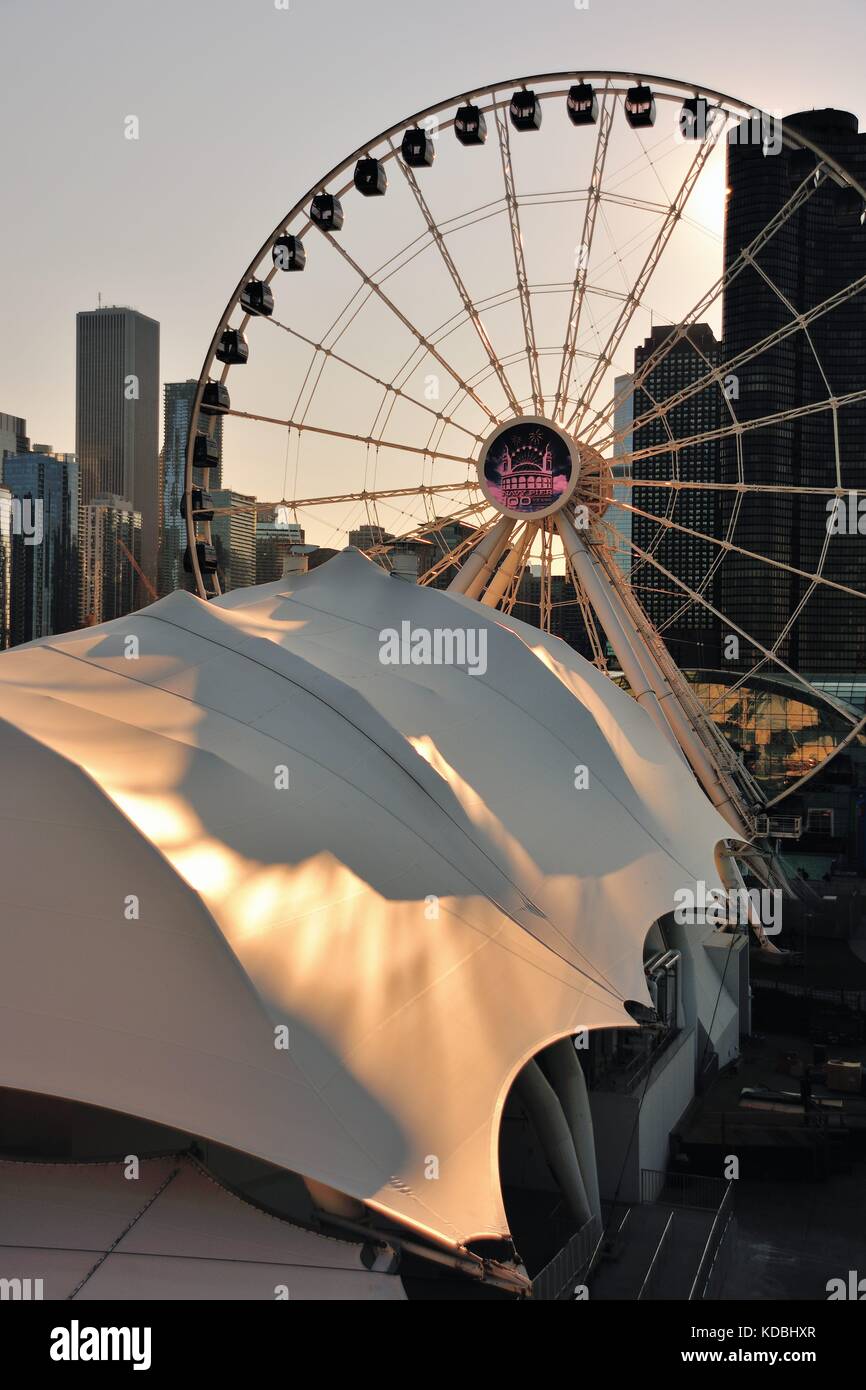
[183,69,866,809]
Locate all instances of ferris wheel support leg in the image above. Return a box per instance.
[554,513,688,756]
[716,841,783,957]
[480,525,533,607]
[555,513,750,840]
[446,516,514,598]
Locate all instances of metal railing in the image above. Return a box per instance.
[532,1213,602,1301]
[637,1211,675,1301]
[587,1025,680,1093]
[752,978,866,1014]
[641,1168,728,1211]
[689,1182,735,1300]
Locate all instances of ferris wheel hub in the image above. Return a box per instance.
[477,415,580,521]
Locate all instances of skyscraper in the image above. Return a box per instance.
[2,453,80,644]
[347,524,393,550]
[722,109,866,676]
[631,324,722,669]
[255,505,304,583]
[0,488,11,649]
[75,307,159,594]
[0,414,29,464]
[160,381,223,596]
[81,494,142,625]
[607,372,634,578]
[210,490,256,592]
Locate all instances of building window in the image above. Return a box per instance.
[806,808,834,836]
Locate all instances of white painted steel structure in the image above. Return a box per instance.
[184,72,866,836]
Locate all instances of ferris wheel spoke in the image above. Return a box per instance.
[702,573,827,718]
[583,166,829,447]
[764,710,866,807]
[315,232,501,426]
[278,288,445,437]
[595,265,866,456]
[743,254,847,491]
[552,87,615,422]
[494,105,543,414]
[389,139,524,417]
[420,513,500,585]
[366,500,489,560]
[620,385,866,468]
[279,481,480,513]
[614,529,863,727]
[607,495,866,603]
[567,556,609,669]
[609,473,862,499]
[479,521,533,608]
[223,408,478,467]
[564,116,724,434]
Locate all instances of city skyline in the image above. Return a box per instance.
[3,0,866,505]
[5,0,866,1329]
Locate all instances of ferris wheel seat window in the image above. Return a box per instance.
[192,433,220,470]
[624,84,656,129]
[354,157,388,196]
[509,89,542,132]
[310,193,344,231]
[401,127,435,167]
[180,488,214,522]
[200,382,231,415]
[455,103,487,145]
[240,279,274,317]
[183,541,218,576]
[833,184,866,230]
[272,234,306,271]
[216,328,249,366]
[680,96,710,140]
[788,148,818,188]
[566,83,598,126]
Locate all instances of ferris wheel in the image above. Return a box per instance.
[184,70,866,856]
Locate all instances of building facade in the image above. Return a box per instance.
[0,413,29,465]
[75,307,159,594]
[255,505,304,583]
[210,490,256,593]
[2,453,80,644]
[607,372,634,578]
[631,324,723,669]
[0,487,11,649]
[160,380,223,596]
[721,109,866,676]
[81,493,142,625]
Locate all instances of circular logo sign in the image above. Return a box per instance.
[477,416,579,521]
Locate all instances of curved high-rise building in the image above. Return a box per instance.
[721,110,866,676]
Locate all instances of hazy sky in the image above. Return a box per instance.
[2,0,864,481]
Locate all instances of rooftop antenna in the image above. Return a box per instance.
[98,291,102,308]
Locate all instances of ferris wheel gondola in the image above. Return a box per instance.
[184,70,866,864]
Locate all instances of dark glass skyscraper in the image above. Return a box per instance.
[160,381,223,596]
[76,307,160,594]
[0,488,11,649]
[721,109,866,676]
[630,324,722,668]
[2,453,80,644]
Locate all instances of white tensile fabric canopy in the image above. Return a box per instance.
[0,1156,405,1300]
[0,550,732,1248]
